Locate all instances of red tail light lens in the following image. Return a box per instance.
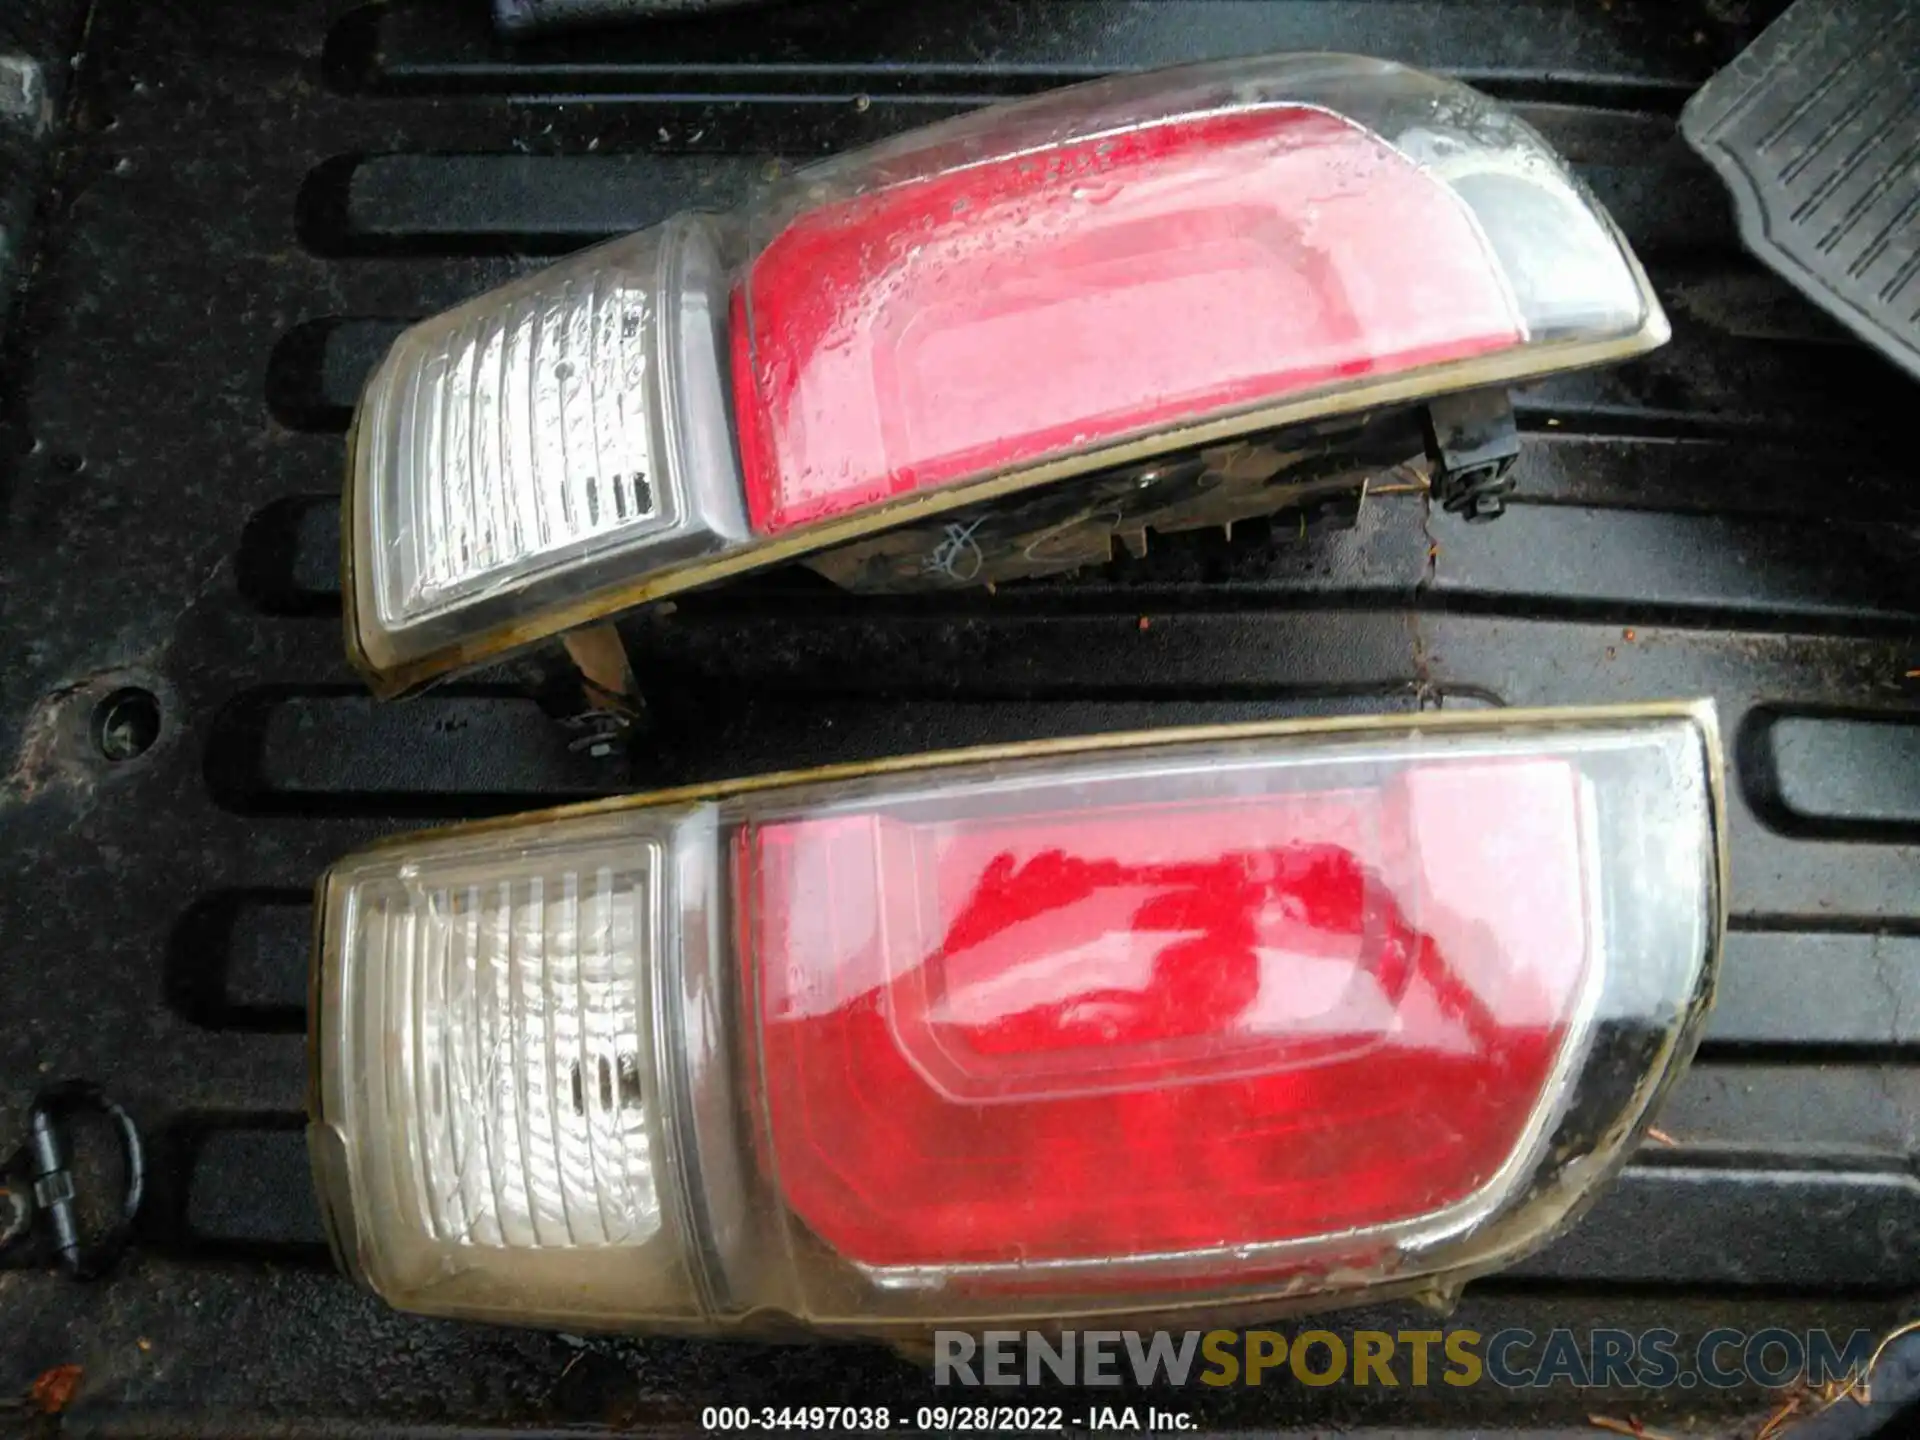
[744,759,1590,1271]
[312,705,1721,1333]
[734,107,1527,533]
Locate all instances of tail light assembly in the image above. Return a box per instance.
[308,703,1724,1334]
[345,53,1670,696]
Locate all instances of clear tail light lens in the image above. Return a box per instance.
[315,824,700,1324]
[311,704,1723,1333]
[346,54,1667,696]
[348,215,745,681]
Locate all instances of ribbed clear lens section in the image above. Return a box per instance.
[320,820,704,1323]
[371,236,669,628]
[385,864,658,1249]
[349,215,747,682]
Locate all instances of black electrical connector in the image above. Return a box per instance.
[1423,388,1521,522]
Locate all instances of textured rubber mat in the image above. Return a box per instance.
[11,0,1920,1431]
[1682,0,1920,379]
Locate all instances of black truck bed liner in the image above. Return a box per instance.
[3,0,1920,1432]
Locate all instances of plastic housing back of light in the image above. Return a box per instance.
[311,704,1723,1336]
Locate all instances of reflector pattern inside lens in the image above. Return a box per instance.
[359,855,661,1250]
[743,754,1598,1272]
[374,245,662,627]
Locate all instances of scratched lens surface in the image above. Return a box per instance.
[367,234,663,630]
[348,215,750,681]
[377,860,657,1248]
[325,822,703,1322]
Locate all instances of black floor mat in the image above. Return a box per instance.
[9,0,1920,1430]
[1682,0,1920,380]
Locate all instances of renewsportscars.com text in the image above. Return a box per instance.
[933,1327,1876,1391]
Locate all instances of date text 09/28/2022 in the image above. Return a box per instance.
[701,1407,1191,1432]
